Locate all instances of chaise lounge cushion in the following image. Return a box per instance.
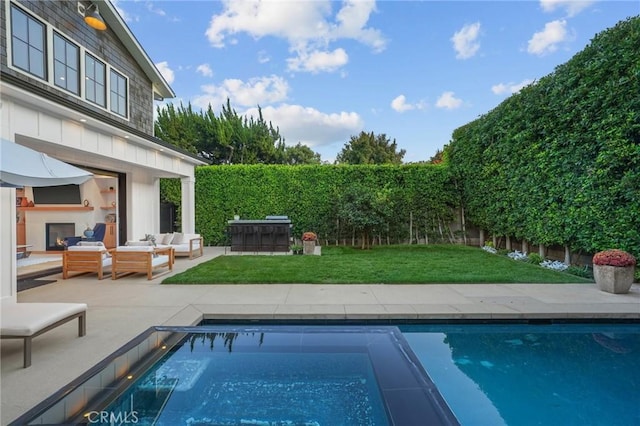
[1,303,87,336]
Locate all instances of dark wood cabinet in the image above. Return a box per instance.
[228,219,291,252]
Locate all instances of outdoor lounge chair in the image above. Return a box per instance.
[62,242,112,280]
[1,302,87,368]
[63,223,107,247]
[111,245,173,280]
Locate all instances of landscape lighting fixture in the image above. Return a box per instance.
[83,3,107,31]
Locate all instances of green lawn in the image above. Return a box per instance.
[162,245,592,284]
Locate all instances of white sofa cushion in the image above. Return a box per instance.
[151,255,170,266]
[116,246,154,252]
[67,246,106,252]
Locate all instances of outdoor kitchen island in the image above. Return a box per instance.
[227,216,292,252]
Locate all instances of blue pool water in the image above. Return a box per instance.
[401,323,640,426]
[13,322,640,426]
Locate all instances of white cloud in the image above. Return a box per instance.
[451,22,481,59]
[435,92,463,110]
[257,50,271,64]
[196,64,214,78]
[287,48,348,73]
[528,20,568,56]
[540,0,594,17]
[155,61,175,85]
[243,104,363,147]
[111,0,135,23]
[192,75,289,110]
[205,0,386,73]
[146,2,166,17]
[491,79,535,95]
[390,95,426,113]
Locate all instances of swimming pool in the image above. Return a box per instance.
[11,322,640,425]
[401,323,640,426]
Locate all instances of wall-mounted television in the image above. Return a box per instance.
[32,184,82,205]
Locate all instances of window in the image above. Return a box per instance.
[53,32,79,95]
[85,54,106,107]
[10,5,46,79]
[110,70,128,117]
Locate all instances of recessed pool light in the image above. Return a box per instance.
[79,118,87,123]
[126,375,134,380]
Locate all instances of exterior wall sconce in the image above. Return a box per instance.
[78,2,107,31]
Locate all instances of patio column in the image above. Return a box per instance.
[1,188,18,302]
[181,176,196,233]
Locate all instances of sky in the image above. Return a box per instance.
[114,0,640,163]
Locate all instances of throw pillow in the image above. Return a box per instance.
[162,233,175,245]
[171,233,185,245]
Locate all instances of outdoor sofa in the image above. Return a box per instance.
[1,301,87,368]
[152,232,203,259]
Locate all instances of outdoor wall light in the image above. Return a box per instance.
[80,2,107,31]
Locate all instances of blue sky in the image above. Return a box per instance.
[115,0,639,163]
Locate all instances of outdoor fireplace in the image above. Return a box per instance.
[45,223,75,251]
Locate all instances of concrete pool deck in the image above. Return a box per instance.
[2,246,639,424]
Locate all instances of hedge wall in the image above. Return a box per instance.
[189,164,456,245]
[447,16,640,256]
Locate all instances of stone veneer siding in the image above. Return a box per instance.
[0,0,155,136]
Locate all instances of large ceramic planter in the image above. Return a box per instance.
[303,240,316,255]
[593,264,635,294]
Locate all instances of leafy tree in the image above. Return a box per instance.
[283,143,322,165]
[336,131,406,164]
[155,99,322,165]
[337,183,394,249]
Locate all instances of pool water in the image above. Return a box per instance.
[401,323,640,426]
[105,334,389,425]
[17,326,456,425]
[12,322,640,426]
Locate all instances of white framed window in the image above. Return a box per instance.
[10,4,46,80]
[85,53,106,107]
[110,69,128,117]
[53,32,80,95]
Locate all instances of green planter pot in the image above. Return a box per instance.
[593,264,635,294]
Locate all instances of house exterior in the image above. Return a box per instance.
[1,0,206,302]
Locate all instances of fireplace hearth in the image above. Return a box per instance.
[45,223,75,251]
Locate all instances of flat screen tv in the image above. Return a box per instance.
[32,184,82,205]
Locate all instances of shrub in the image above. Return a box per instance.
[565,265,592,279]
[592,249,636,267]
[527,253,544,264]
[540,260,568,271]
[482,245,497,254]
[507,250,528,261]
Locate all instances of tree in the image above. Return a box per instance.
[338,183,394,249]
[283,143,322,165]
[336,131,406,164]
[155,98,323,165]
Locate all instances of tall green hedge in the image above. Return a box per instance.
[448,17,640,256]
[191,164,455,245]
